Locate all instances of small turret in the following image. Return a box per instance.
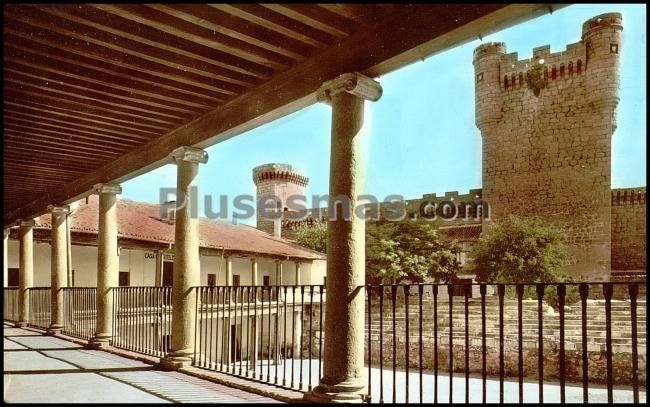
[582,13,623,124]
[473,42,506,130]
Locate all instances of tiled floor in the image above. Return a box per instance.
[3,324,283,403]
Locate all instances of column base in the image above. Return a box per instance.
[159,350,194,370]
[87,335,111,349]
[304,379,367,403]
[13,321,28,328]
[46,326,62,336]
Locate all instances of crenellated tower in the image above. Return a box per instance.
[253,163,309,237]
[473,13,623,281]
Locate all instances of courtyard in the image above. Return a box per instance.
[4,324,645,403]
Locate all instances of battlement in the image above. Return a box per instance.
[499,41,586,91]
[474,13,623,96]
[582,13,623,38]
[473,42,506,60]
[420,188,483,201]
[252,163,308,187]
[612,187,646,206]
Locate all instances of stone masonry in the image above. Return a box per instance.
[611,188,647,271]
[474,13,624,281]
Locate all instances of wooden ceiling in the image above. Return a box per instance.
[3,4,562,226]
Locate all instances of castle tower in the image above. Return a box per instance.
[252,163,309,237]
[473,13,623,281]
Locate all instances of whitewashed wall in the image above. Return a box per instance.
[6,239,324,287]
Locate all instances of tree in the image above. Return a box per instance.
[471,216,572,283]
[294,222,328,253]
[294,220,461,284]
[366,220,460,284]
[470,216,575,306]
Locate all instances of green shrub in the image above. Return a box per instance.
[471,216,575,308]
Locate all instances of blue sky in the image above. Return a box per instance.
[121,4,646,225]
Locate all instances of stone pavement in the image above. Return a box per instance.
[3,324,283,403]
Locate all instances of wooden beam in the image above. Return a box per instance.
[4,132,123,158]
[4,87,174,131]
[94,4,294,70]
[220,4,337,48]
[3,21,243,96]
[4,76,183,126]
[37,4,274,80]
[264,4,358,37]
[4,116,150,145]
[4,33,226,102]
[3,121,143,149]
[4,69,194,119]
[4,109,161,143]
[5,4,561,226]
[4,6,258,89]
[3,55,215,110]
[156,4,315,60]
[3,99,163,138]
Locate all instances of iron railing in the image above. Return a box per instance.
[364,282,646,404]
[4,287,20,322]
[27,287,51,329]
[62,288,97,340]
[192,285,326,392]
[112,286,172,357]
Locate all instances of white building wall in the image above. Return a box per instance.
[71,245,99,287]
[6,239,325,288]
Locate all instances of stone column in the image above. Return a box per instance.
[276,260,283,300]
[160,146,208,369]
[294,261,301,285]
[292,261,301,358]
[47,205,70,335]
[225,256,233,286]
[66,214,72,287]
[3,229,8,288]
[307,72,381,403]
[292,307,302,359]
[89,183,121,348]
[16,219,34,328]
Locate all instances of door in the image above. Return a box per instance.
[8,268,19,287]
[162,262,174,286]
[118,272,130,287]
[230,324,238,362]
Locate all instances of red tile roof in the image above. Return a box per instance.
[33,195,324,261]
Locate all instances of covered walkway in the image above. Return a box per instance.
[3,324,281,403]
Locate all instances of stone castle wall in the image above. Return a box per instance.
[474,13,624,281]
[611,188,646,270]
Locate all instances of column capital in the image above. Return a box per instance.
[19,219,35,227]
[47,204,71,215]
[170,146,208,164]
[317,72,382,104]
[94,183,122,195]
